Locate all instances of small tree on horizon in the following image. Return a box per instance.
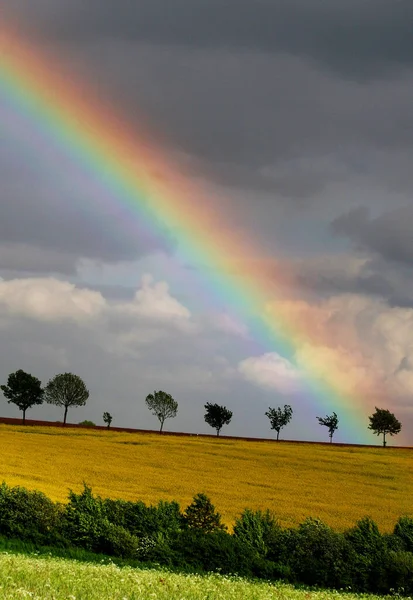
[103,412,113,428]
[317,412,339,443]
[368,407,401,447]
[265,405,293,441]
[204,402,233,436]
[145,390,178,433]
[1,369,44,424]
[45,373,89,425]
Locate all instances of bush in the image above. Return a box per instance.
[78,420,96,426]
[0,482,63,545]
[102,497,182,542]
[150,500,183,537]
[60,484,108,551]
[101,498,154,538]
[233,508,279,558]
[290,518,355,588]
[98,522,140,558]
[344,517,388,592]
[382,550,413,595]
[394,516,413,552]
[173,529,255,575]
[183,493,226,533]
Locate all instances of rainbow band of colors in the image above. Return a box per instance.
[0,26,379,442]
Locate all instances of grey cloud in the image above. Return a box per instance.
[0,243,76,275]
[8,0,413,77]
[41,42,413,171]
[0,141,174,273]
[332,206,413,267]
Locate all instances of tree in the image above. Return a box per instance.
[44,373,89,425]
[204,402,233,436]
[317,412,339,443]
[183,493,226,533]
[1,369,44,424]
[103,412,113,428]
[265,405,293,441]
[145,390,178,433]
[368,407,401,447]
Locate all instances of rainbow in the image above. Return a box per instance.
[0,26,390,443]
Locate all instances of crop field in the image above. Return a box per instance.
[0,424,412,531]
[0,552,394,600]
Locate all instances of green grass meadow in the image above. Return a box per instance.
[0,551,398,600]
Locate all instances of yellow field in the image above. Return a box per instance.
[0,424,412,532]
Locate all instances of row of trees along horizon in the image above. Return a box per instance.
[0,369,403,447]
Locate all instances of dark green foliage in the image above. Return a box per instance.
[183,493,226,533]
[101,497,182,539]
[145,390,178,433]
[78,420,95,426]
[381,550,413,595]
[98,522,139,558]
[103,412,112,428]
[289,518,354,588]
[204,402,233,436]
[394,516,413,552]
[344,517,388,591]
[0,482,63,545]
[265,526,298,566]
[0,480,411,595]
[265,405,293,440]
[233,508,279,557]
[45,373,89,425]
[173,529,255,575]
[1,370,44,424]
[317,412,339,442]
[61,484,108,552]
[368,406,402,447]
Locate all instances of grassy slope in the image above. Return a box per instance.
[0,551,392,600]
[0,424,412,531]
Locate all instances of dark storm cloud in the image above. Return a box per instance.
[8,0,413,77]
[0,141,175,273]
[332,206,413,267]
[3,0,413,289]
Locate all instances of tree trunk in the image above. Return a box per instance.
[107,423,110,428]
[330,434,333,443]
[383,432,386,447]
[217,429,220,436]
[160,419,164,433]
[22,408,26,425]
[276,430,280,441]
[63,405,68,425]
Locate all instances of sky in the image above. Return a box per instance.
[1,1,413,444]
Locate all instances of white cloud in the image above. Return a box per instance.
[0,277,105,322]
[238,352,303,394]
[264,293,413,403]
[118,274,191,323]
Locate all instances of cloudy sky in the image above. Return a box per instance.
[1,1,413,444]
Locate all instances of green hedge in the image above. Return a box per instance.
[0,481,411,596]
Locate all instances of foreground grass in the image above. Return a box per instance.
[0,424,412,531]
[0,551,394,600]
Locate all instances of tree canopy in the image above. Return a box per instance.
[265,405,293,440]
[45,373,89,425]
[103,412,113,428]
[145,390,178,433]
[368,407,401,447]
[1,369,44,424]
[317,412,339,443]
[204,402,233,436]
